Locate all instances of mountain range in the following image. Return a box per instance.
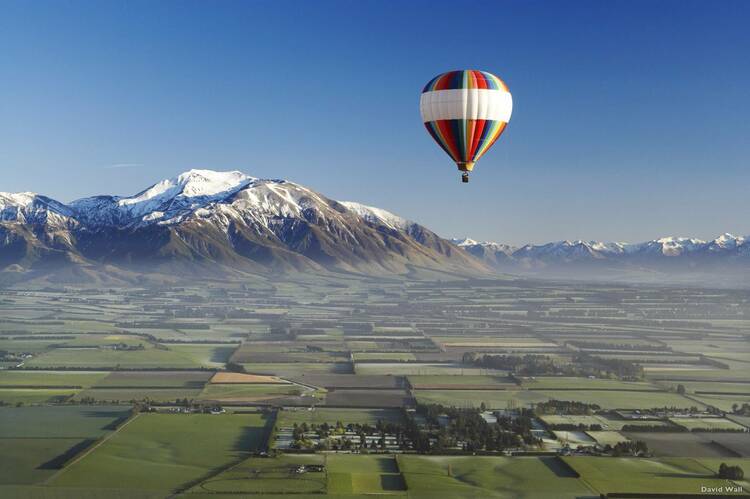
[1,169,747,286]
[453,234,750,278]
[0,169,486,285]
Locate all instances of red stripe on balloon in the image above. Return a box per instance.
[468,119,487,160]
[435,120,461,162]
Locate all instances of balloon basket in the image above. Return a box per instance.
[461,173,469,183]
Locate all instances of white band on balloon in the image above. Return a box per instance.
[420,89,513,123]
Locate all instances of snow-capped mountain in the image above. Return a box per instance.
[0,192,76,227]
[339,201,412,231]
[0,169,487,284]
[451,238,516,267]
[70,170,258,226]
[2,169,747,286]
[455,234,750,274]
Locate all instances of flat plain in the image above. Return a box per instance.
[1,277,749,498]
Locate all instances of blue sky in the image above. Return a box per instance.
[1,0,748,245]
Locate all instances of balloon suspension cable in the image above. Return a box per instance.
[461,172,469,183]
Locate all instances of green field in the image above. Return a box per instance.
[398,455,593,498]
[93,370,212,388]
[326,455,406,495]
[585,431,629,446]
[2,273,750,498]
[25,344,204,369]
[564,456,750,495]
[195,454,327,494]
[50,413,273,492]
[691,393,750,412]
[0,405,132,486]
[521,376,659,391]
[669,417,746,431]
[0,405,131,439]
[0,370,109,388]
[414,389,550,409]
[0,387,80,404]
[198,383,304,401]
[658,381,750,395]
[352,352,417,362]
[0,438,91,485]
[408,375,515,389]
[167,344,237,368]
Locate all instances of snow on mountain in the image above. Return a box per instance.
[0,191,75,227]
[633,236,707,256]
[1,169,748,282]
[456,233,750,268]
[451,238,515,254]
[451,237,479,247]
[71,169,257,226]
[70,169,366,232]
[340,201,412,231]
[514,240,606,261]
[0,169,491,280]
[707,233,745,251]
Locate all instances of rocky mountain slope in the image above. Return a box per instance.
[0,170,488,284]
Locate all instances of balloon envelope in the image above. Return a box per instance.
[420,70,512,173]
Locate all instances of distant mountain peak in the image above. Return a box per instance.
[0,191,75,226]
[0,168,487,282]
[451,237,479,247]
[128,169,255,203]
[0,191,39,205]
[71,169,266,226]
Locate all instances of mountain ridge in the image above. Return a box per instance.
[2,169,747,286]
[452,234,750,275]
[0,169,489,285]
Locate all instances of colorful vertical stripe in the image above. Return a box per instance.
[422,69,510,93]
[420,70,512,170]
[424,119,507,164]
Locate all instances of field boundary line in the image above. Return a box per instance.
[170,410,278,497]
[43,411,141,484]
[563,458,600,496]
[687,457,749,493]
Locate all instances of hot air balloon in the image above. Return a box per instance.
[420,70,512,183]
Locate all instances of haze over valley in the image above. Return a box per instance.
[1,169,747,287]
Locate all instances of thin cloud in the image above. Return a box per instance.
[103,163,143,169]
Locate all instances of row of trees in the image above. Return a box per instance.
[535,400,601,415]
[462,353,559,376]
[461,352,643,379]
[718,462,744,479]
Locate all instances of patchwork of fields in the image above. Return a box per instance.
[1,278,749,497]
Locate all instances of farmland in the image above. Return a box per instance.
[194,454,328,494]
[49,412,273,492]
[564,456,750,495]
[0,405,132,486]
[398,455,592,498]
[1,277,749,497]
